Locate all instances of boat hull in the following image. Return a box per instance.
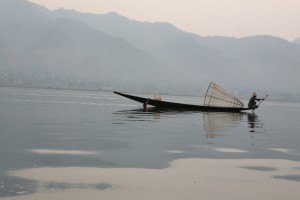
[114,91,252,112]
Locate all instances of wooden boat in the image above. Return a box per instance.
[113,91,252,112]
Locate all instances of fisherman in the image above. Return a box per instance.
[248,92,265,109]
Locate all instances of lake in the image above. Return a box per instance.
[1,87,300,200]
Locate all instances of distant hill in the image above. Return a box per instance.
[294,37,300,45]
[1,0,300,100]
[0,0,170,92]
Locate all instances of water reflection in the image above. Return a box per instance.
[113,108,161,123]
[240,166,277,171]
[274,175,300,182]
[0,176,37,198]
[0,175,113,198]
[247,113,264,133]
[114,108,266,139]
[113,107,200,123]
[247,113,256,131]
[202,111,268,148]
[203,112,244,138]
[44,181,114,191]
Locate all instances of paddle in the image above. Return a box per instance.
[253,94,268,112]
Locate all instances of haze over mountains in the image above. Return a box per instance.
[1,0,300,100]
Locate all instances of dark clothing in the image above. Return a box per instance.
[248,96,262,108]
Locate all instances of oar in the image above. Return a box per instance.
[257,94,268,106]
[252,94,268,112]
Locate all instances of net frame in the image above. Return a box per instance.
[204,82,244,108]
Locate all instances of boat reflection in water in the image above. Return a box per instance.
[114,108,265,139]
[112,108,162,123]
[203,112,244,138]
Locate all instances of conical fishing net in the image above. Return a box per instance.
[204,82,244,108]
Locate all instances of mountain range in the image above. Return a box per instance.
[1,0,300,100]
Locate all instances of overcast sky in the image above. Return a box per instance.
[29,0,300,41]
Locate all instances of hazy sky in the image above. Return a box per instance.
[29,0,300,41]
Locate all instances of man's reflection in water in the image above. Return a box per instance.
[247,113,257,132]
[247,113,268,147]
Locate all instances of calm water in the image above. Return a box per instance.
[0,87,300,198]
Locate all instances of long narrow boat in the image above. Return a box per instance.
[113,91,252,112]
